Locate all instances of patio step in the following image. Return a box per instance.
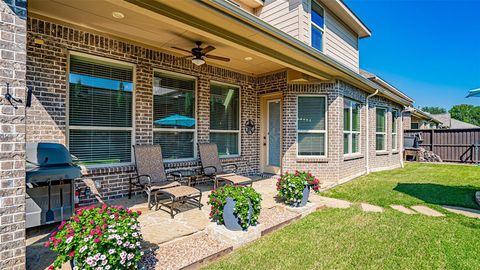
[152,232,232,270]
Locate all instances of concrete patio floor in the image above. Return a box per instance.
[26,176,289,270]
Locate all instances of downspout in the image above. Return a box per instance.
[365,89,379,174]
[399,106,410,168]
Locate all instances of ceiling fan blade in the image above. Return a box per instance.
[206,54,230,62]
[171,46,192,54]
[202,45,216,54]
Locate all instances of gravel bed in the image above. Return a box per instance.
[151,233,231,270]
[258,206,300,232]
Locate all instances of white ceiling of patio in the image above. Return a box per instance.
[29,0,285,75]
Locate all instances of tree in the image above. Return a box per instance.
[419,106,446,114]
[449,104,480,126]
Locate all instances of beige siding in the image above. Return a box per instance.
[258,0,360,72]
[324,10,359,72]
[258,0,302,39]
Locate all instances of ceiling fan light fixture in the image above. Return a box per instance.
[112,11,125,19]
[192,56,205,66]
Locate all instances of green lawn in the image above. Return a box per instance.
[205,163,480,270]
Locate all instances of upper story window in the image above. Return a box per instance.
[344,99,361,155]
[210,82,241,157]
[297,96,327,157]
[375,107,387,151]
[311,0,325,52]
[153,71,196,161]
[68,54,134,165]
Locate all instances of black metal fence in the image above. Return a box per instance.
[404,128,480,163]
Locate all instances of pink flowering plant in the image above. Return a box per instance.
[276,171,320,205]
[44,204,143,270]
[208,185,262,229]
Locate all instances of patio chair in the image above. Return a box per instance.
[198,143,253,189]
[130,145,202,218]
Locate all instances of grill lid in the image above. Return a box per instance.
[26,143,74,166]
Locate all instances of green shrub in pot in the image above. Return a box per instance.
[277,171,320,206]
[208,185,262,230]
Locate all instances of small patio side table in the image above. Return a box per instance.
[170,170,198,186]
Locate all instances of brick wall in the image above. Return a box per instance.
[0,1,26,269]
[367,95,403,172]
[26,15,405,203]
[26,17,272,203]
[282,82,342,184]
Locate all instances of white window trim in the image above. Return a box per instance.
[391,109,398,151]
[310,0,325,52]
[152,69,198,162]
[344,99,361,156]
[296,95,328,158]
[375,107,388,152]
[66,51,136,167]
[209,80,241,158]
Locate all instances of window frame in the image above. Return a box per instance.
[375,107,388,152]
[152,69,198,162]
[310,0,325,52]
[66,51,136,168]
[343,98,361,156]
[209,80,242,158]
[296,95,328,158]
[391,109,399,151]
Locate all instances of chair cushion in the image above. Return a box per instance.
[148,181,181,191]
[217,174,252,185]
[159,185,201,198]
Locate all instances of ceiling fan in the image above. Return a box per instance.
[171,41,230,66]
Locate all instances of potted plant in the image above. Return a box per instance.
[208,185,262,231]
[44,204,144,270]
[277,171,320,207]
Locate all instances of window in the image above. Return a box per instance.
[153,71,196,160]
[68,54,134,165]
[210,82,240,157]
[392,110,398,150]
[411,122,419,129]
[297,96,327,156]
[375,108,387,151]
[344,99,360,155]
[311,0,325,51]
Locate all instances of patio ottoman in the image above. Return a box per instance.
[217,173,253,186]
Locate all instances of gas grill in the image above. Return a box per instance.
[26,143,81,228]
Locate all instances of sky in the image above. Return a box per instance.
[344,0,480,110]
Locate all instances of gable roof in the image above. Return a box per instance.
[320,0,372,38]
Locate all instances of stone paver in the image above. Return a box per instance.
[411,205,445,217]
[316,196,352,209]
[390,205,416,215]
[360,203,384,213]
[441,205,480,218]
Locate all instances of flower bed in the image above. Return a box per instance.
[44,204,143,270]
[208,185,262,229]
[277,171,320,206]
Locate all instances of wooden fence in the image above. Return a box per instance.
[404,128,480,163]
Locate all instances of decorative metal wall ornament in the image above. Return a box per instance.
[2,82,23,109]
[245,119,255,135]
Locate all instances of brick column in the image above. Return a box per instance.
[0,1,27,269]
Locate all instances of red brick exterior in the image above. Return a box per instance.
[26,16,404,203]
[0,1,26,269]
